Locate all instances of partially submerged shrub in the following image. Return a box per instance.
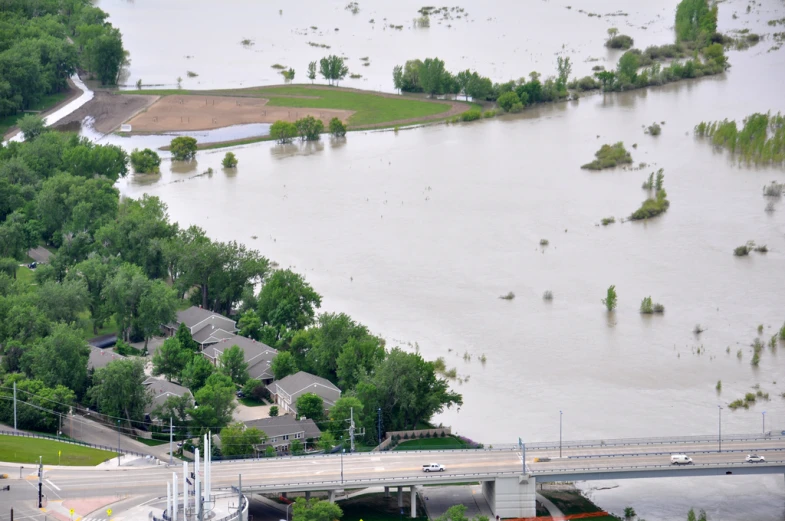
[499,291,515,300]
[763,181,784,197]
[460,109,481,122]
[630,188,670,220]
[601,216,616,226]
[734,241,755,256]
[602,285,618,311]
[222,152,238,168]
[130,148,161,174]
[646,122,662,135]
[581,142,633,170]
[606,34,634,49]
[543,290,553,300]
[540,239,549,246]
[329,117,347,137]
[640,296,665,314]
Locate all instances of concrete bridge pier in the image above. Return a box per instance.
[305,491,311,500]
[327,490,336,503]
[384,486,390,498]
[397,486,403,507]
[482,475,536,518]
[410,486,417,518]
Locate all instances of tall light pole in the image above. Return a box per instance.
[117,419,121,465]
[718,405,722,453]
[340,435,345,484]
[559,410,563,458]
[762,411,766,434]
[377,408,382,445]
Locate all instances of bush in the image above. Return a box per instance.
[460,109,482,122]
[18,114,47,141]
[270,120,298,143]
[734,242,754,256]
[497,91,522,112]
[440,431,446,437]
[269,405,279,417]
[601,216,616,226]
[630,189,670,220]
[222,152,238,168]
[540,239,549,246]
[170,136,198,161]
[543,290,553,300]
[482,110,498,118]
[403,433,409,440]
[581,142,633,170]
[640,296,665,314]
[329,117,347,137]
[499,291,515,300]
[294,115,324,141]
[130,148,161,173]
[647,122,662,135]
[624,507,636,519]
[606,35,635,49]
[763,181,784,197]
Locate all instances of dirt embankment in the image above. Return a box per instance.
[53,91,159,134]
[126,95,354,132]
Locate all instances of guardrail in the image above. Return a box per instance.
[525,432,785,450]
[567,447,785,459]
[531,459,785,474]
[0,430,150,459]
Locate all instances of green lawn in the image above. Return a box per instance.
[136,437,168,447]
[0,436,117,466]
[78,312,118,341]
[0,92,71,136]
[393,436,468,451]
[15,266,35,286]
[238,397,266,407]
[126,85,456,127]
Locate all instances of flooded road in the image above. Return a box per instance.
[103,0,785,518]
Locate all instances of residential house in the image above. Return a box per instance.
[143,376,194,418]
[87,346,126,370]
[162,306,238,349]
[244,416,322,454]
[202,335,278,385]
[270,371,341,416]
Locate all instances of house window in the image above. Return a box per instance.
[282,434,289,441]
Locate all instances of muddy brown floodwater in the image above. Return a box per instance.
[101,0,785,518]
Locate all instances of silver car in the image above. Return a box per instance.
[745,454,765,463]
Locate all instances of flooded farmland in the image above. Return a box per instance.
[99,0,785,518]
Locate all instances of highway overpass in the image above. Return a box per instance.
[3,432,784,518]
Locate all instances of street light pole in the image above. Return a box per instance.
[762,411,766,434]
[117,419,121,465]
[559,410,563,458]
[718,405,722,453]
[340,447,345,484]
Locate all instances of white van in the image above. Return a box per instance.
[670,454,693,465]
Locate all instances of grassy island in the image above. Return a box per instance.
[581,142,633,170]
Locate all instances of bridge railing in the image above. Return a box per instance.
[524,432,785,450]
[0,430,150,459]
[531,459,785,474]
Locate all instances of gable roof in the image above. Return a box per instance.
[272,371,342,412]
[191,325,236,345]
[244,416,322,439]
[202,335,278,381]
[168,306,237,345]
[88,346,126,370]
[143,376,193,415]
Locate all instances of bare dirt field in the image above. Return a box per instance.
[53,91,159,133]
[126,95,354,132]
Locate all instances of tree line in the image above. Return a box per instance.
[0,124,460,445]
[0,0,128,122]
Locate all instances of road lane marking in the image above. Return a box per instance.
[46,479,61,491]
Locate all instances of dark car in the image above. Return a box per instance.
[236,390,245,398]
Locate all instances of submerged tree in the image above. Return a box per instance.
[602,285,618,311]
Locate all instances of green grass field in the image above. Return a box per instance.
[0,436,117,466]
[0,92,71,136]
[136,437,168,447]
[125,85,456,127]
[393,436,468,451]
[238,397,266,407]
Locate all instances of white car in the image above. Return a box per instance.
[745,454,765,463]
[422,463,445,472]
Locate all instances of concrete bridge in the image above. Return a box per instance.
[5,432,784,519]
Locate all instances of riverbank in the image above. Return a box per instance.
[0,78,82,139]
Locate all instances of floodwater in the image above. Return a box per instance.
[103,0,785,518]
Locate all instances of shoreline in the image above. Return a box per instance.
[1,78,83,140]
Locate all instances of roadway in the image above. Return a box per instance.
[1,434,784,500]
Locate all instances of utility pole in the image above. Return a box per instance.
[349,408,356,453]
[117,419,121,466]
[237,475,242,521]
[377,408,382,445]
[170,417,174,465]
[37,456,43,508]
[13,381,17,432]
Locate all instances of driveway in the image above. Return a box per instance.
[233,402,272,422]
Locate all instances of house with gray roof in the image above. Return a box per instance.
[270,371,342,417]
[88,346,126,370]
[143,376,193,417]
[163,306,238,349]
[202,335,278,384]
[243,416,322,454]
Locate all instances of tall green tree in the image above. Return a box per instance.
[176,226,223,310]
[219,344,249,385]
[256,269,322,338]
[34,278,89,325]
[102,263,151,341]
[296,392,324,422]
[318,55,348,86]
[152,337,192,382]
[327,396,363,439]
[392,65,403,93]
[181,354,215,393]
[419,57,446,97]
[188,372,236,430]
[136,279,178,350]
[18,115,47,141]
[292,498,342,521]
[271,351,298,380]
[152,393,194,426]
[602,285,618,311]
[219,422,266,457]
[175,322,199,352]
[21,323,90,395]
[170,137,198,161]
[88,358,151,424]
[307,61,317,83]
[69,255,117,334]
